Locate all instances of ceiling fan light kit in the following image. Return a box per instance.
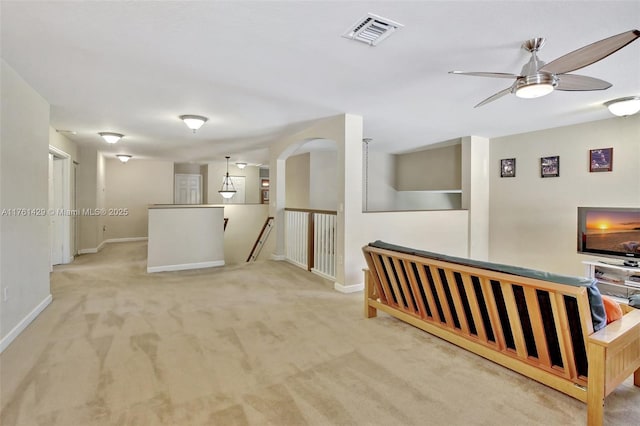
[514,74,557,99]
[450,29,640,108]
[604,96,640,117]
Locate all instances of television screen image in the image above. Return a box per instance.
[578,207,640,265]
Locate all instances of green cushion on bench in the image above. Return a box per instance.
[368,240,607,331]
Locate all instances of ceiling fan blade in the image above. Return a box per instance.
[450,71,520,79]
[474,86,513,108]
[539,29,640,75]
[555,74,612,91]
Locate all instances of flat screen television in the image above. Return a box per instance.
[577,207,640,267]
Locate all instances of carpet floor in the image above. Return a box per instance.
[1,241,639,425]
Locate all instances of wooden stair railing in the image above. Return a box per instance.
[247,216,274,262]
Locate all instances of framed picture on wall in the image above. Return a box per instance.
[590,148,613,172]
[541,155,560,178]
[500,158,516,177]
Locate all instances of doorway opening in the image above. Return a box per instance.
[49,146,75,266]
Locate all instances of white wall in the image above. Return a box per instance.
[270,114,364,288]
[285,153,310,209]
[361,210,469,257]
[462,136,490,260]
[174,163,202,174]
[49,127,78,162]
[365,148,463,211]
[283,150,338,211]
[105,158,174,239]
[394,191,461,210]
[76,146,101,252]
[396,143,462,191]
[147,207,224,272]
[489,116,640,276]
[364,150,395,211]
[221,204,273,265]
[0,60,52,351]
[309,150,338,210]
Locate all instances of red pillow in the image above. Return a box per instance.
[601,295,623,324]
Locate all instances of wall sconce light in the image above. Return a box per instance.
[219,156,237,199]
[604,96,640,117]
[179,115,208,133]
[98,132,124,144]
[236,162,247,169]
[116,154,132,163]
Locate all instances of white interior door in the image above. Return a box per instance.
[175,174,202,204]
[72,162,78,256]
[49,146,73,265]
[50,155,65,265]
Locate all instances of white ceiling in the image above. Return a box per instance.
[1,1,639,165]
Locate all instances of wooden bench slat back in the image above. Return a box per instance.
[363,245,593,386]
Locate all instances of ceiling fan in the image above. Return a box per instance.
[450,29,640,108]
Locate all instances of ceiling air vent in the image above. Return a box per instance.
[342,13,403,46]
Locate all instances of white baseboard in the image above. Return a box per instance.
[0,294,52,353]
[147,260,225,273]
[311,268,336,282]
[334,282,364,293]
[78,240,105,254]
[271,254,286,261]
[78,237,148,254]
[103,237,148,244]
[78,247,98,254]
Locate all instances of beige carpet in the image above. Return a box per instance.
[1,241,639,426]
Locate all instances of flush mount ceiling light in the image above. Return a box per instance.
[604,96,640,116]
[219,156,237,199]
[98,132,124,144]
[235,162,247,169]
[116,154,132,163]
[179,115,208,133]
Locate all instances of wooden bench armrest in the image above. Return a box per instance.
[587,308,640,425]
[588,309,640,348]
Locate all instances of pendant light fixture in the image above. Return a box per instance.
[235,162,247,169]
[116,154,132,163]
[98,132,124,144]
[179,115,208,133]
[219,156,237,199]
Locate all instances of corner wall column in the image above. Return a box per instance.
[461,135,490,260]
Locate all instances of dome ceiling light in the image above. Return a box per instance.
[604,96,640,116]
[179,115,208,133]
[98,132,124,144]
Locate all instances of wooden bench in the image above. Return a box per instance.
[362,241,640,426]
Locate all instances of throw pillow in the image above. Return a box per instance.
[601,295,623,324]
